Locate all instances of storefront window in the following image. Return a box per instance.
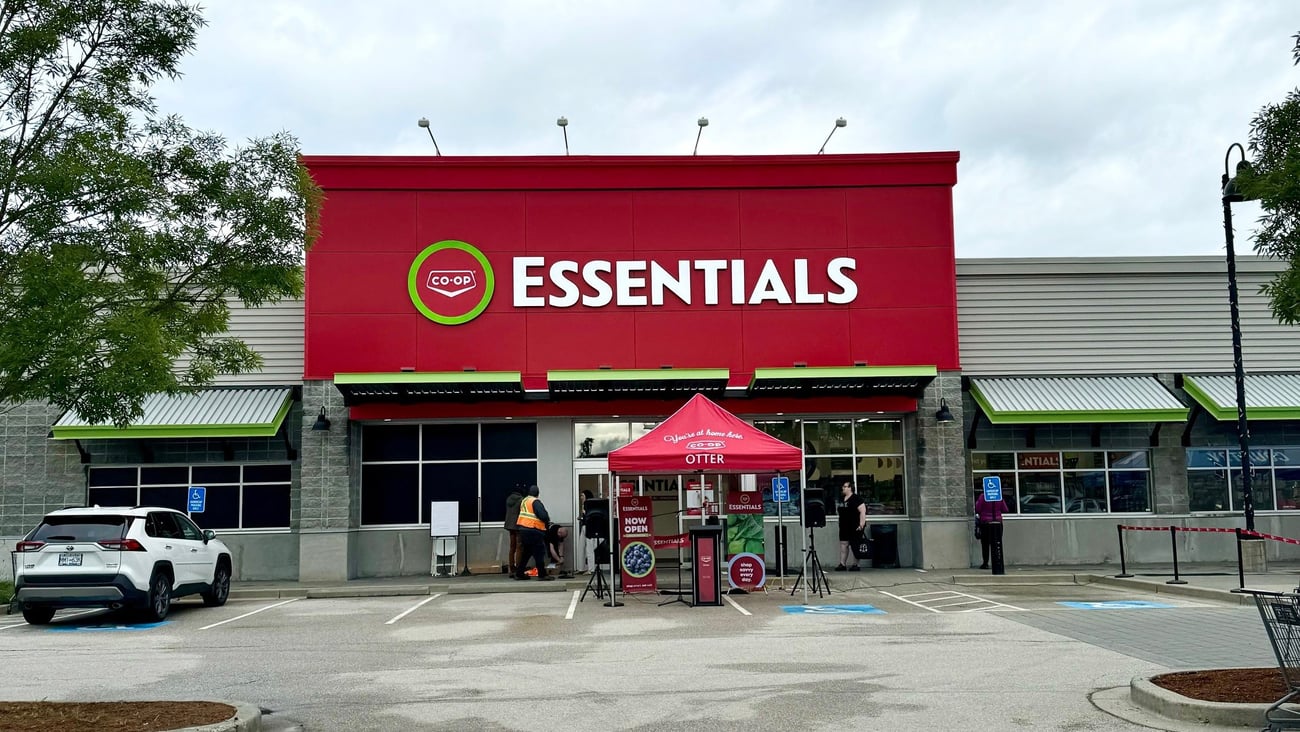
[88,464,291,530]
[972,450,1153,514]
[574,422,628,458]
[360,423,537,526]
[756,417,906,517]
[1187,447,1287,512]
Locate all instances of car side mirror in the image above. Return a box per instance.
[203,529,216,544]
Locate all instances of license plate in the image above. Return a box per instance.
[58,553,82,567]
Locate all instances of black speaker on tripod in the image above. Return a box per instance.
[583,499,609,539]
[804,488,827,528]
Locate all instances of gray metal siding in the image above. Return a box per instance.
[175,298,304,386]
[957,256,1300,375]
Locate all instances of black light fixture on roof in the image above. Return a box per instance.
[935,398,955,423]
[557,116,569,155]
[312,407,332,432]
[818,117,848,154]
[416,117,442,156]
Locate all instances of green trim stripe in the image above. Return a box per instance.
[335,371,522,385]
[750,365,936,386]
[970,381,1188,425]
[1183,375,1300,422]
[547,368,729,383]
[50,391,294,440]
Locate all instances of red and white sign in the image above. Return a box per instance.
[652,533,688,550]
[619,496,652,539]
[727,552,766,591]
[302,155,961,398]
[618,481,635,498]
[726,491,764,514]
[618,496,656,594]
[696,541,719,605]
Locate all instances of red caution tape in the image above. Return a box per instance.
[1176,526,1237,534]
[1118,525,1167,531]
[1244,530,1300,546]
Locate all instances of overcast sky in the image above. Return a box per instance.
[153,1,1297,259]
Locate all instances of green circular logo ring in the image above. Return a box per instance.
[407,240,495,325]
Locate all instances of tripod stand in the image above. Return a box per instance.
[657,543,691,607]
[580,540,622,606]
[790,526,831,598]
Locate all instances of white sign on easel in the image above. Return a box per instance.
[429,501,459,577]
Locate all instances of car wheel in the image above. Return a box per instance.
[142,571,171,622]
[202,564,230,607]
[22,606,55,625]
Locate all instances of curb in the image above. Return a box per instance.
[951,573,1083,585]
[229,580,587,601]
[180,701,261,731]
[1084,574,1254,606]
[1129,674,1267,728]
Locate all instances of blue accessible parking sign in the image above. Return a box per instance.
[772,476,790,503]
[982,476,1002,502]
[188,486,206,513]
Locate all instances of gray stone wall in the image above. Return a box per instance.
[0,402,86,537]
[916,372,968,518]
[299,380,351,532]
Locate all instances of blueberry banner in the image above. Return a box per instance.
[618,496,657,594]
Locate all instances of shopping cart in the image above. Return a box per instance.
[1242,590,1300,731]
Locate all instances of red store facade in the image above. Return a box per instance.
[295,153,969,580]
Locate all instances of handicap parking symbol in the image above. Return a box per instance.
[49,621,170,632]
[1057,600,1174,610]
[781,604,886,615]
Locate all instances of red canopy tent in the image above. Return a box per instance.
[608,393,803,474]
[603,394,805,607]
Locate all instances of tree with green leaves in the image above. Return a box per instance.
[0,0,321,426]
[1241,32,1300,323]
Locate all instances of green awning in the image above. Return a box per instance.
[334,371,523,405]
[51,388,295,440]
[547,368,729,398]
[1183,373,1300,421]
[748,365,937,397]
[969,376,1188,424]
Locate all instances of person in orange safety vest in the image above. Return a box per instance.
[513,485,554,581]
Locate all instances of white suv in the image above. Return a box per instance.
[12,507,232,625]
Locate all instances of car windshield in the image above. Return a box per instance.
[31,516,129,542]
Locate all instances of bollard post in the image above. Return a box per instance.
[1235,527,1245,590]
[1116,524,1133,578]
[1166,525,1187,585]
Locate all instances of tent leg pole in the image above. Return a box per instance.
[801,465,809,606]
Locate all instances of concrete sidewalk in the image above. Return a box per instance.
[227,561,1300,601]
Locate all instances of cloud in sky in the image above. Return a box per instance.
[153,0,1298,258]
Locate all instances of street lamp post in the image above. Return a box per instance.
[1221,142,1255,532]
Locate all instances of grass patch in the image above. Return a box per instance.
[0,581,12,605]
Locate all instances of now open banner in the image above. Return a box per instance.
[618,496,657,594]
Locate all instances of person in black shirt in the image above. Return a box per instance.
[545,523,569,570]
[836,480,866,571]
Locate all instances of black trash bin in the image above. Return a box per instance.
[870,523,899,569]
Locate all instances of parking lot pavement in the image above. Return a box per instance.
[0,579,1274,730]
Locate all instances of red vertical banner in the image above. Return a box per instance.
[618,496,657,593]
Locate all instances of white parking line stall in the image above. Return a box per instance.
[200,598,300,630]
[878,589,1025,613]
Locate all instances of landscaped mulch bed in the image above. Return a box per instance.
[0,701,234,732]
[1153,667,1288,704]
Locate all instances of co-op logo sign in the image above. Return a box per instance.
[685,440,726,451]
[408,239,859,326]
[408,240,495,325]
